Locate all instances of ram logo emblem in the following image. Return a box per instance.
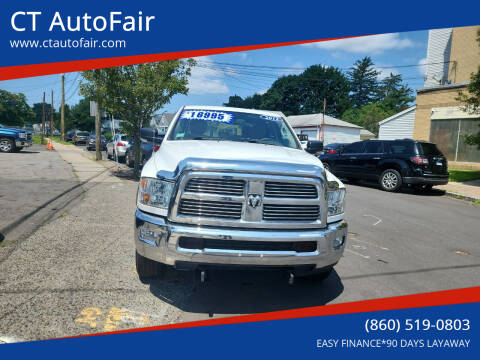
[247,194,262,208]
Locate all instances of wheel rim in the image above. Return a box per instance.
[382,171,398,190]
[0,140,12,152]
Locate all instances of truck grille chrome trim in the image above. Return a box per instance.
[263,204,320,221]
[178,199,242,219]
[185,178,245,196]
[264,181,317,198]
[170,169,327,229]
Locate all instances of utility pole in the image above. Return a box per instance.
[41,92,46,144]
[319,98,326,142]
[95,102,101,161]
[50,90,54,138]
[61,74,65,141]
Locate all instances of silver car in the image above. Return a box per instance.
[107,134,130,161]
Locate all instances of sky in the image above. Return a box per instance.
[0,30,429,117]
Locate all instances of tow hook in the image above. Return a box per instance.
[200,270,207,283]
[288,272,295,285]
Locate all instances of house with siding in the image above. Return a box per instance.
[286,113,362,145]
[378,106,416,140]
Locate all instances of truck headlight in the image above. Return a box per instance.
[137,177,174,209]
[18,132,27,139]
[327,188,345,217]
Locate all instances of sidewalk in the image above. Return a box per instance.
[437,179,480,201]
[50,140,116,182]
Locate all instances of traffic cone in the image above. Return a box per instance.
[46,139,54,150]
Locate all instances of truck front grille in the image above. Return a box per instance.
[185,178,245,196]
[263,204,320,221]
[178,199,242,219]
[173,172,325,229]
[178,237,317,253]
[264,181,317,198]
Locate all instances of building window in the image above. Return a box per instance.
[430,119,480,162]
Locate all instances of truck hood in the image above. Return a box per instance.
[143,140,324,177]
[0,126,27,134]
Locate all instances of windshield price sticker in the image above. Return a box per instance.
[180,110,233,124]
[261,115,283,121]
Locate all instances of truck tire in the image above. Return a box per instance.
[0,138,14,153]
[135,251,164,283]
[379,169,402,192]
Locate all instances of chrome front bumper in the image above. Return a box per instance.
[135,209,347,269]
[15,140,32,147]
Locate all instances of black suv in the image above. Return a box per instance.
[319,139,449,192]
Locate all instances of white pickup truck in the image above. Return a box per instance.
[135,106,347,283]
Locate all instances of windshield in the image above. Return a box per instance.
[78,132,89,136]
[169,109,300,149]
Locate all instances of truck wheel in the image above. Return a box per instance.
[0,138,14,153]
[135,251,164,283]
[380,169,402,192]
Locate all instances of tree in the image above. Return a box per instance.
[298,65,351,117]
[377,73,414,112]
[348,57,380,108]
[70,98,95,131]
[0,90,35,127]
[223,95,245,107]
[32,102,55,125]
[226,65,351,117]
[343,103,395,136]
[260,75,303,115]
[80,60,195,176]
[457,29,480,149]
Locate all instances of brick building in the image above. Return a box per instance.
[413,26,480,168]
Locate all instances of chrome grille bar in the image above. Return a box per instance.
[178,199,242,219]
[263,204,320,221]
[185,178,245,196]
[264,181,317,198]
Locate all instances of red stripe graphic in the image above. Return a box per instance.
[0,36,364,81]
[61,286,480,340]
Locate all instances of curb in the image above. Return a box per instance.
[444,191,480,203]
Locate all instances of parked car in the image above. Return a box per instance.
[297,134,309,149]
[66,130,77,142]
[322,143,347,155]
[134,106,347,283]
[106,133,131,161]
[125,128,165,167]
[304,140,323,155]
[86,134,107,151]
[72,131,90,145]
[0,123,32,152]
[319,139,449,192]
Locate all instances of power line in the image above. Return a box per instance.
[196,60,452,72]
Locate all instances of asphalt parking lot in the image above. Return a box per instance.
[0,145,479,342]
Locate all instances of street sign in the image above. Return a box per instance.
[90,101,97,117]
